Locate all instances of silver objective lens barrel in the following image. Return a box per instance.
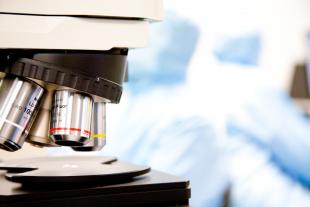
[73,102,106,152]
[27,83,58,147]
[49,90,93,146]
[0,76,44,152]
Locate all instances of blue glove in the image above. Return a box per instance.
[227,87,310,186]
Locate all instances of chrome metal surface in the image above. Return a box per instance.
[0,76,44,151]
[73,102,106,151]
[27,83,58,147]
[49,90,93,146]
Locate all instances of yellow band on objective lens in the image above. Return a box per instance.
[91,134,106,138]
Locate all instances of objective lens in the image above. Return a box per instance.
[73,102,106,151]
[0,76,45,152]
[49,90,93,146]
[27,87,58,147]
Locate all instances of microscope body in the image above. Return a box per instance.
[0,2,193,206]
[0,0,163,152]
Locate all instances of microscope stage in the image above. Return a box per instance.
[0,156,190,207]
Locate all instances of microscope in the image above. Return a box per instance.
[0,1,190,206]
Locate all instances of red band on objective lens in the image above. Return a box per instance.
[83,130,91,134]
[49,128,91,135]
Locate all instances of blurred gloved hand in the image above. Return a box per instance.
[226,87,310,207]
